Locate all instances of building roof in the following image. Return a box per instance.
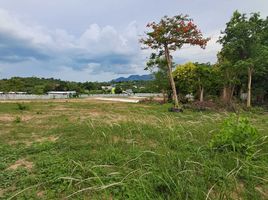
[47,91,76,94]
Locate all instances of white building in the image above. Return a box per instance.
[47,91,76,95]
[101,86,113,90]
[47,91,76,98]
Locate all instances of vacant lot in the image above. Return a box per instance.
[0,100,267,199]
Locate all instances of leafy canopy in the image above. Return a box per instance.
[140,14,210,51]
[173,62,197,94]
[219,11,268,72]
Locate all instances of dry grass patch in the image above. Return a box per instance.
[35,135,59,143]
[8,134,59,146]
[67,109,107,122]
[21,115,34,121]
[230,182,245,200]
[0,186,16,198]
[255,186,268,199]
[0,188,4,198]
[52,105,75,111]
[0,114,14,122]
[0,114,39,123]
[37,190,45,198]
[7,159,33,171]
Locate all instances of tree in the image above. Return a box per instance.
[194,63,213,102]
[174,62,213,102]
[173,62,197,96]
[114,85,122,94]
[219,11,268,107]
[216,53,240,104]
[146,53,171,102]
[140,14,209,109]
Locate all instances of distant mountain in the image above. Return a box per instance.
[112,74,154,82]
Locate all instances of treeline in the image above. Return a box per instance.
[0,77,82,94]
[172,62,268,105]
[148,11,268,107]
[0,77,158,94]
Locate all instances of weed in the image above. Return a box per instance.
[14,116,21,123]
[0,101,267,199]
[17,103,29,111]
[209,114,261,156]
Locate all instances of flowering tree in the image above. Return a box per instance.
[140,14,209,109]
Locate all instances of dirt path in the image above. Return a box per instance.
[93,97,140,103]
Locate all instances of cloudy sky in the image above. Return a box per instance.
[0,0,267,82]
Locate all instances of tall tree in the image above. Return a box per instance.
[219,11,268,107]
[173,62,213,102]
[146,53,171,102]
[173,62,197,96]
[216,53,240,103]
[140,14,209,109]
[194,63,213,102]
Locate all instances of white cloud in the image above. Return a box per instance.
[0,4,240,81]
[0,8,146,81]
[173,31,222,64]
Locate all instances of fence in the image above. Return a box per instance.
[80,93,162,98]
[0,94,69,100]
[0,93,162,100]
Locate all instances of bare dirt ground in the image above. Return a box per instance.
[0,96,148,103]
[93,97,140,103]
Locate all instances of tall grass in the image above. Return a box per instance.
[0,101,267,199]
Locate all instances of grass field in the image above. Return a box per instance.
[0,99,267,199]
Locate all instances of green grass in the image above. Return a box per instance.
[0,100,267,199]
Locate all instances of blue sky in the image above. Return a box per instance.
[0,0,267,82]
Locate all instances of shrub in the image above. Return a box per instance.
[210,115,259,156]
[17,103,29,111]
[114,86,123,94]
[139,97,164,104]
[14,116,21,123]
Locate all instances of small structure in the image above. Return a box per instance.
[101,86,113,90]
[240,93,248,101]
[7,91,27,94]
[185,93,194,102]
[47,91,76,98]
[123,89,134,95]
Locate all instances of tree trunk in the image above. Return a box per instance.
[222,85,233,104]
[200,86,204,102]
[247,67,253,108]
[230,85,235,102]
[164,46,180,109]
[162,89,167,103]
[222,86,228,102]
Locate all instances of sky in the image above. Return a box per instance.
[0,0,267,82]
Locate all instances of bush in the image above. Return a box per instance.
[17,103,29,111]
[139,97,164,104]
[14,116,21,123]
[210,115,259,156]
[114,86,122,94]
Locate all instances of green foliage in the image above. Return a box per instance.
[218,11,268,105]
[173,62,197,94]
[173,62,220,101]
[145,54,171,100]
[0,101,267,199]
[141,14,209,109]
[17,103,29,111]
[114,86,123,94]
[210,115,260,155]
[14,116,21,123]
[0,77,158,95]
